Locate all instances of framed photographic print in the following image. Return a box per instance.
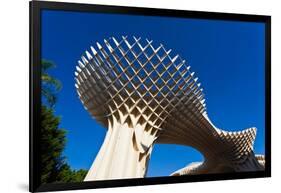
[30,0,271,192]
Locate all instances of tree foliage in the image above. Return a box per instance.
[40,105,88,184]
[40,105,66,183]
[41,59,62,107]
[57,164,88,183]
[40,59,87,184]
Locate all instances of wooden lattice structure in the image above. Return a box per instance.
[75,36,264,181]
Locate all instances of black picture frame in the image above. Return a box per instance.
[29,0,271,192]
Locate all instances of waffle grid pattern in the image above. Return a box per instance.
[74,36,264,180]
[75,36,205,136]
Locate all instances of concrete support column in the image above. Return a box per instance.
[84,116,153,181]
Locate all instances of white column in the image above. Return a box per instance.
[84,115,154,181]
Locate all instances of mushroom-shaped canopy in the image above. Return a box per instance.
[75,36,206,137]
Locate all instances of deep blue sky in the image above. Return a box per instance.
[41,9,265,177]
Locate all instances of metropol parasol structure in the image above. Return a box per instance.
[74,36,265,181]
